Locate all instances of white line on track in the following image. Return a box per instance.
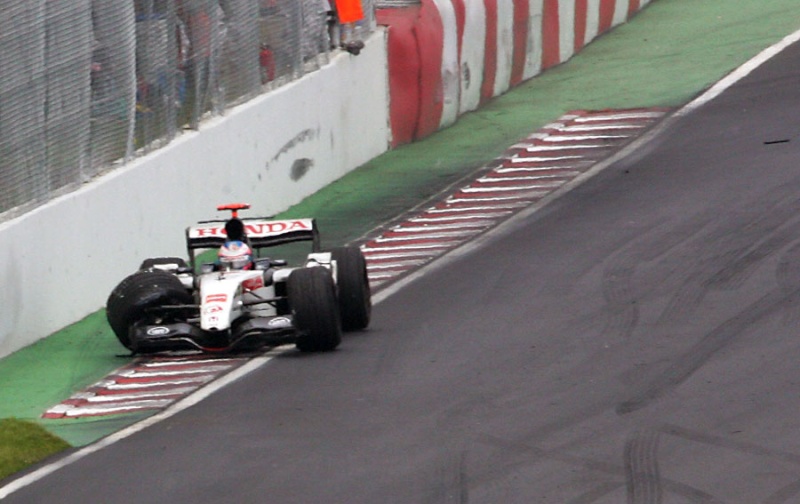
[675,30,800,116]
[3,27,799,501]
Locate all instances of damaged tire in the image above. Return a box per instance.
[106,270,193,350]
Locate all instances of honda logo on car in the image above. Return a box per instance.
[205,294,228,303]
[191,219,312,238]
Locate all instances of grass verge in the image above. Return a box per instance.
[0,418,70,481]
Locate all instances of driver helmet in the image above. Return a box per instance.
[218,240,253,270]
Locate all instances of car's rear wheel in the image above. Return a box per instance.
[106,270,193,351]
[330,246,371,331]
[288,267,342,352]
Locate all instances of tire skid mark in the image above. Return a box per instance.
[776,240,800,326]
[470,431,619,497]
[470,431,719,503]
[618,287,793,415]
[657,191,800,324]
[655,252,743,326]
[636,213,716,264]
[596,217,696,343]
[624,429,663,504]
[613,214,800,415]
[703,218,800,292]
[654,278,707,328]
[601,261,640,342]
[654,217,757,324]
[602,215,709,340]
[653,426,800,502]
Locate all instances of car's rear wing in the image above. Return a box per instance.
[186,218,320,253]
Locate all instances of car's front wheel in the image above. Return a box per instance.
[288,267,342,352]
[106,270,193,351]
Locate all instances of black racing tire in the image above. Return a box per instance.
[106,270,193,350]
[288,267,342,352]
[330,246,371,331]
[139,257,189,272]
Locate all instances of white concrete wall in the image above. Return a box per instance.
[0,30,389,358]
[494,1,516,97]
[459,0,487,113]
[434,0,461,130]
[558,0,577,64]
[523,0,545,81]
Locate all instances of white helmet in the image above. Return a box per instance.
[218,240,253,270]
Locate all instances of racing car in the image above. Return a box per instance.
[105,203,371,354]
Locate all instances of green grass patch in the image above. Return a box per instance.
[0,418,70,480]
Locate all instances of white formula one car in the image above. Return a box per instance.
[106,203,371,354]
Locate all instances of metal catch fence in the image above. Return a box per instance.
[0,0,375,218]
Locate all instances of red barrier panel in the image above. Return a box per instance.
[599,0,616,32]
[628,0,641,18]
[380,0,653,147]
[541,0,560,70]
[452,0,467,122]
[452,0,466,60]
[377,7,422,147]
[480,0,498,104]
[510,0,530,87]
[415,0,445,140]
[574,0,588,52]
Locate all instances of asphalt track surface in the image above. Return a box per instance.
[5,26,800,504]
